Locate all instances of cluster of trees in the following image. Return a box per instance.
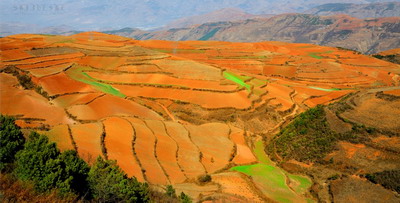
[0,115,191,202]
[267,105,337,162]
[365,170,400,193]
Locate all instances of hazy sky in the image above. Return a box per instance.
[1,0,398,30]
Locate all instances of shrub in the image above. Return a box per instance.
[166,185,176,197]
[198,174,212,183]
[87,156,150,202]
[365,170,400,193]
[179,192,192,203]
[0,115,25,171]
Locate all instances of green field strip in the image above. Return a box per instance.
[230,140,314,203]
[308,86,341,92]
[223,71,252,91]
[66,65,125,98]
[308,50,334,59]
[287,174,313,194]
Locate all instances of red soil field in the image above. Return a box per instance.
[164,121,206,178]
[145,120,186,184]
[126,117,169,185]
[153,58,222,81]
[383,89,400,96]
[212,172,264,202]
[103,117,145,181]
[4,52,84,66]
[70,122,104,164]
[229,126,257,165]
[78,56,128,70]
[114,85,251,109]
[67,94,162,121]
[185,123,233,173]
[16,58,81,70]
[52,93,104,108]
[38,72,96,96]
[0,73,72,126]
[0,49,33,61]
[40,125,74,152]
[87,72,238,91]
[304,90,352,107]
[28,62,73,78]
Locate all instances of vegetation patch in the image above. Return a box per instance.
[223,71,252,91]
[365,170,400,193]
[66,65,125,97]
[231,141,313,203]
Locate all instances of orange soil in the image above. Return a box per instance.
[52,93,104,108]
[304,90,352,107]
[229,126,257,165]
[87,72,238,91]
[4,52,84,66]
[38,72,96,96]
[78,56,128,70]
[126,117,169,185]
[383,89,400,96]
[153,58,222,81]
[70,122,104,164]
[28,62,73,78]
[40,125,74,151]
[67,94,162,121]
[164,121,206,178]
[16,58,81,70]
[103,117,144,181]
[185,123,233,173]
[0,73,72,126]
[0,49,33,61]
[145,120,186,184]
[212,172,264,202]
[114,85,251,109]
[264,83,293,111]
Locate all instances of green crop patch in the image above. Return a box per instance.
[223,71,252,91]
[66,65,125,98]
[231,140,314,203]
[308,86,341,92]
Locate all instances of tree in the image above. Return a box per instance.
[179,192,192,203]
[0,115,25,170]
[88,156,150,202]
[14,132,89,197]
[165,185,176,198]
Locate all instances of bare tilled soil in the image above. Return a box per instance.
[1,33,399,202]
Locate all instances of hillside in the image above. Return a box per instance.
[1,32,399,202]
[164,8,268,29]
[305,2,400,19]
[112,14,400,54]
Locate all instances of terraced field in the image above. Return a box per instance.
[1,32,399,202]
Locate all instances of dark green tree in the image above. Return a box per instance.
[88,156,150,202]
[179,192,192,203]
[165,185,176,198]
[0,115,25,170]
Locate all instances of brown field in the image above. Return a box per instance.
[114,85,252,109]
[67,94,163,121]
[164,121,206,179]
[38,72,95,96]
[70,122,104,164]
[127,117,169,185]
[145,120,187,184]
[103,117,145,181]
[40,125,74,151]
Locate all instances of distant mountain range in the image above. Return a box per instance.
[105,13,400,54]
[1,2,399,54]
[305,2,400,18]
[1,0,398,31]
